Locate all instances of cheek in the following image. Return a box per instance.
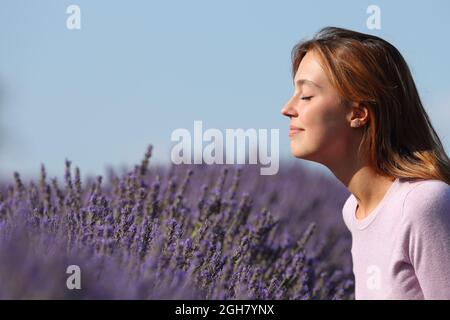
[300,102,348,149]
[302,98,343,130]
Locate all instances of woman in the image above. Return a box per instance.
[281,26,450,300]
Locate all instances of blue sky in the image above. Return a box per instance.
[1,0,449,180]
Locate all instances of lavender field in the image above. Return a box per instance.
[0,145,354,299]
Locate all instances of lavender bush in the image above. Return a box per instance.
[0,144,354,299]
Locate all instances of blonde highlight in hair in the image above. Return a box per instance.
[291,26,450,184]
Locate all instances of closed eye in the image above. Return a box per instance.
[300,96,313,101]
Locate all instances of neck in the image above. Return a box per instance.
[326,152,395,219]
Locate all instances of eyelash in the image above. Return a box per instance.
[300,96,313,101]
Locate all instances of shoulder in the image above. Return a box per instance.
[401,180,450,273]
[402,179,450,224]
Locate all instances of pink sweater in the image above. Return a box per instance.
[342,177,450,299]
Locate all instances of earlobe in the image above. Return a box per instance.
[352,119,362,127]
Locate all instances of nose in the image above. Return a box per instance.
[281,99,298,118]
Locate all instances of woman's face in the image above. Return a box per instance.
[281,50,357,166]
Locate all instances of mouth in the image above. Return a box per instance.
[289,125,304,137]
[289,129,304,137]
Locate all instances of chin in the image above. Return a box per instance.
[290,143,305,159]
[290,141,318,161]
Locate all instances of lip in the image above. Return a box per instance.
[289,126,304,137]
[289,125,304,131]
[289,130,303,137]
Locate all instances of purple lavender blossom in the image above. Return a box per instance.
[0,144,354,299]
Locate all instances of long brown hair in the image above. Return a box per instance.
[291,26,450,184]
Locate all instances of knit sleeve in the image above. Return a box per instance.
[403,181,450,299]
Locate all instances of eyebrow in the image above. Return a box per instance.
[294,79,322,89]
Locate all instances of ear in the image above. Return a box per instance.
[348,102,369,128]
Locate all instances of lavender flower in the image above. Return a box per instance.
[0,144,354,299]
